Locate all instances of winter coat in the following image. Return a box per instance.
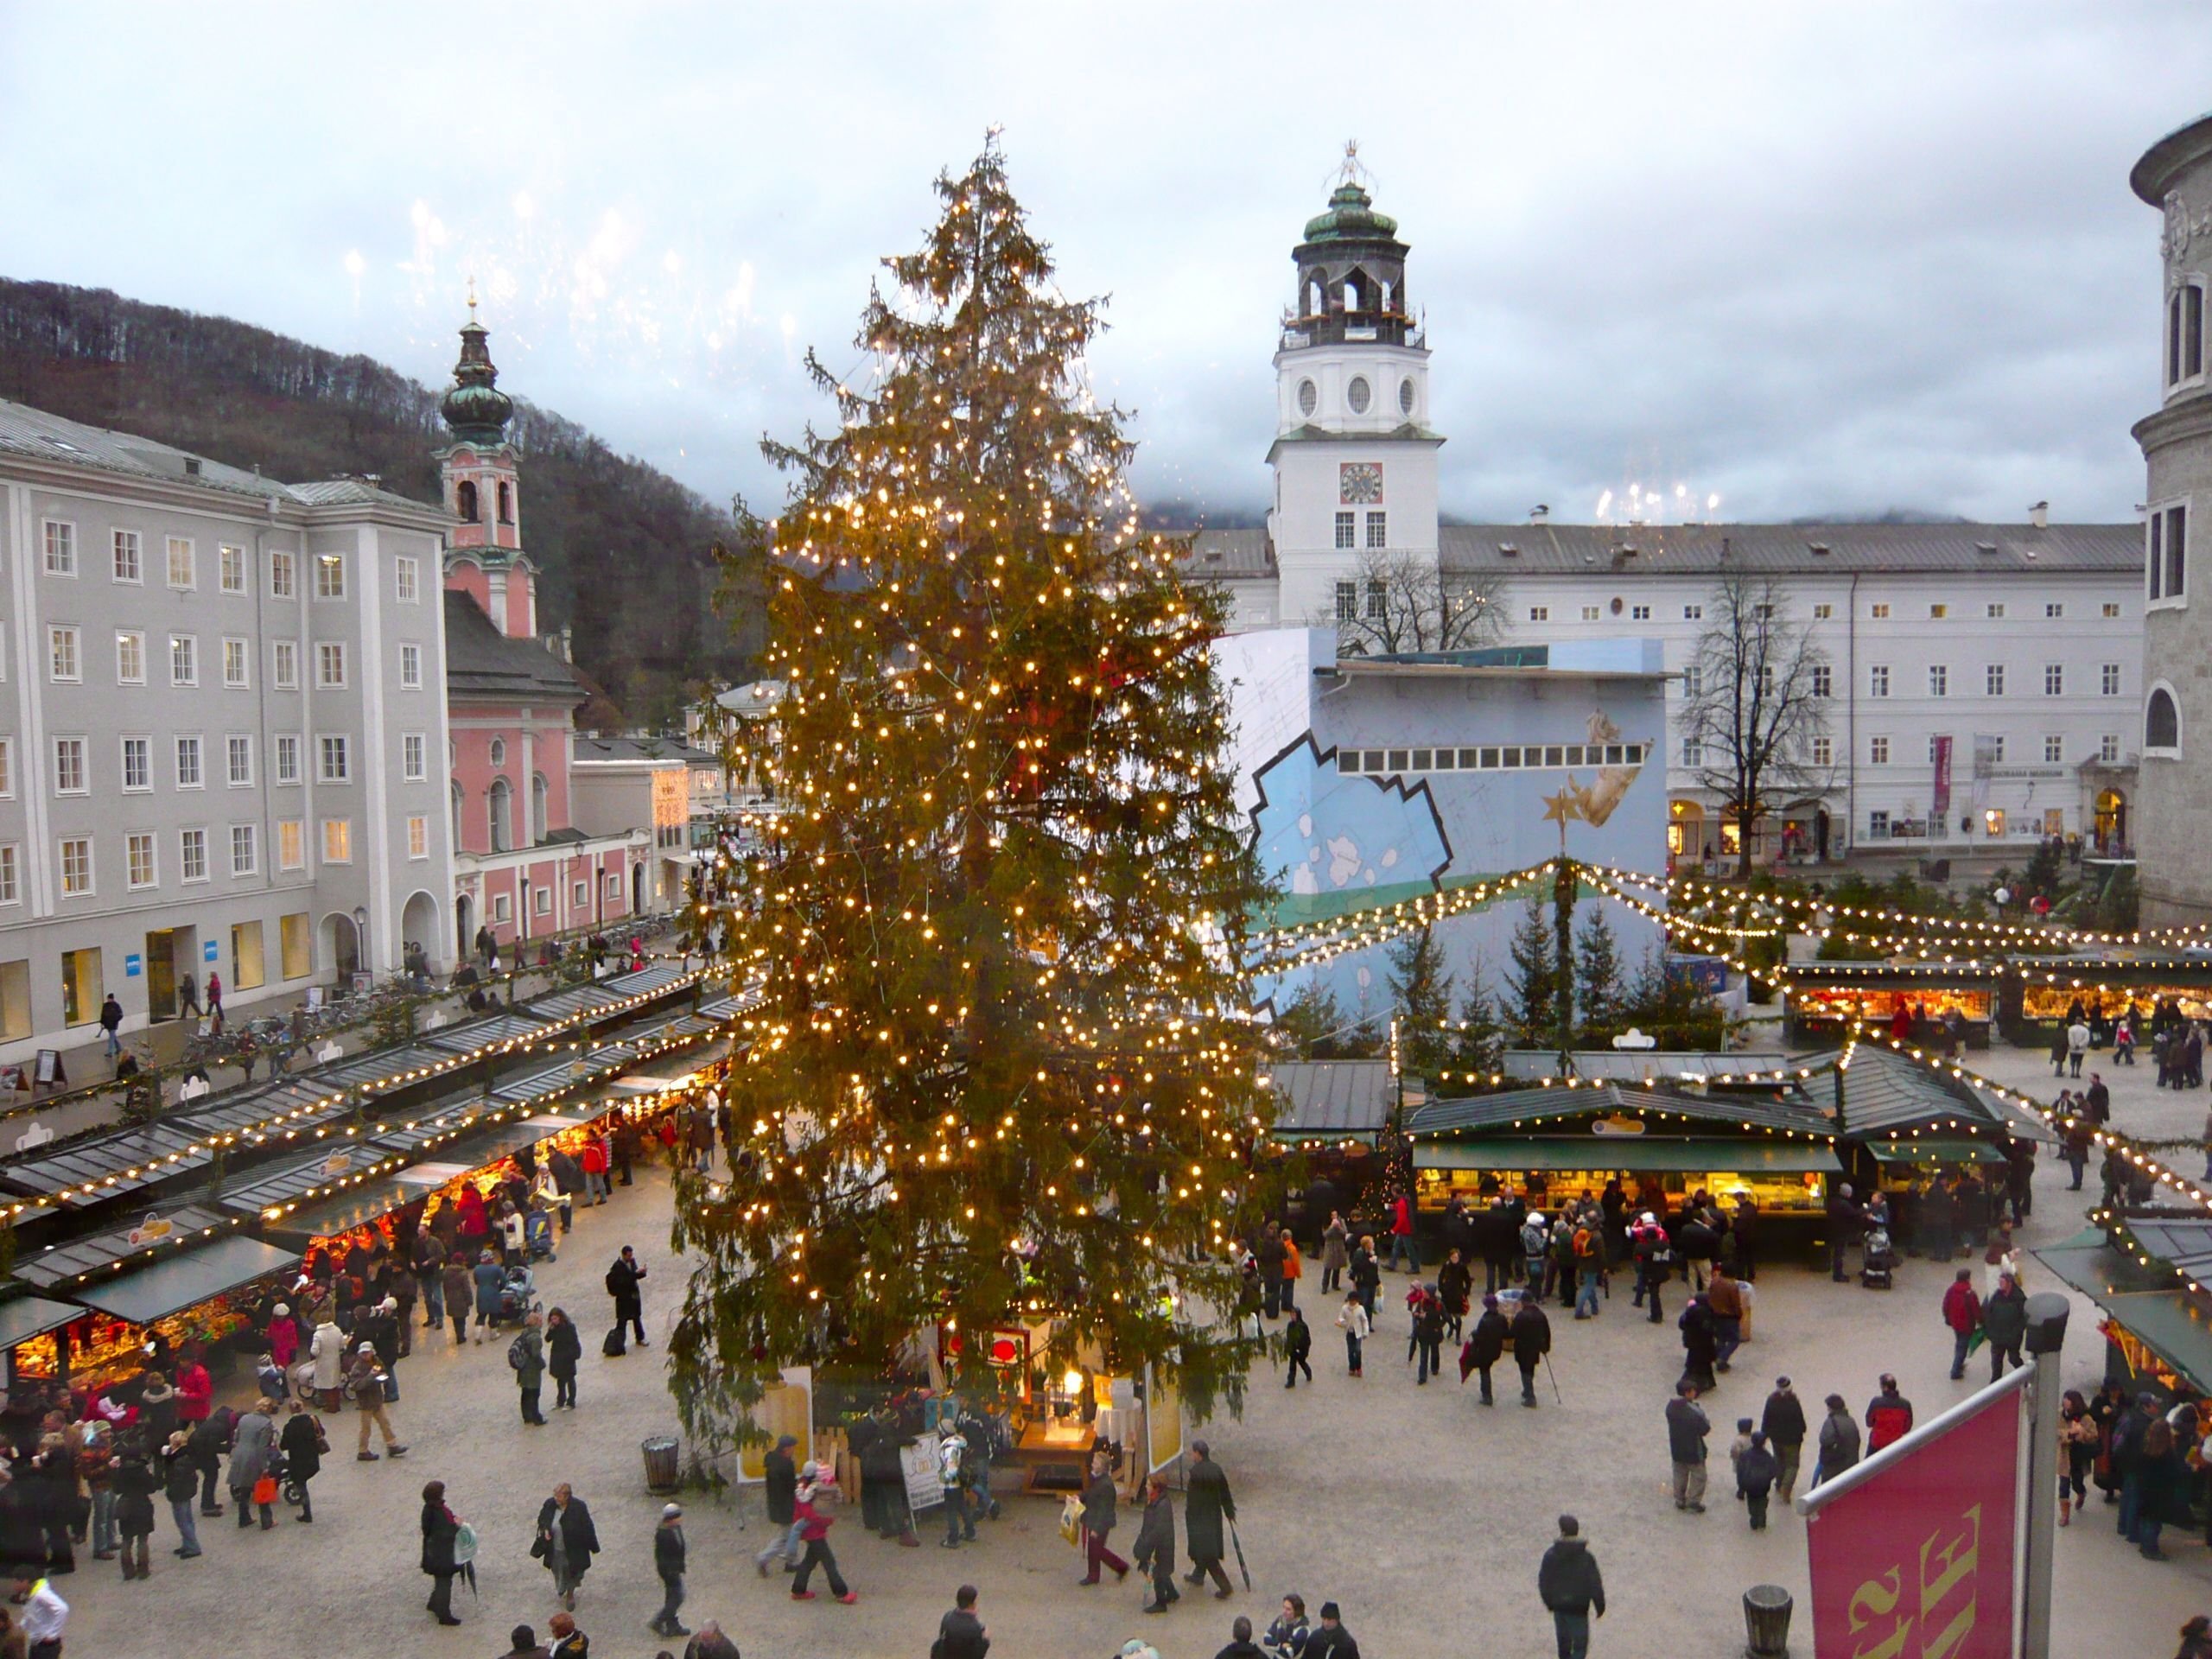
[938,1608,991,1659]
[607,1254,646,1311]
[796,1485,835,1542]
[421,1499,459,1576]
[175,1360,213,1422]
[440,1260,470,1315]
[535,1495,601,1577]
[763,1447,798,1525]
[1981,1284,2029,1347]
[548,1147,582,1195]
[309,1322,346,1390]
[1665,1395,1710,1464]
[1738,1444,1779,1497]
[1349,1248,1379,1293]
[1678,1301,1717,1370]
[1761,1389,1808,1449]
[1321,1219,1349,1274]
[1284,1315,1313,1361]
[655,1521,686,1581]
[1819,1409,1862,1475]
[512,1326,546,1387]
[1081,1470,1118,1537]
[1131,1490,1175,1569]
[111,1455,158,1535]
[1537,1535,1606,1616]
[1510,1302,1551,1363]
[1942,1280,1982,1333]
[268,1317,299,1370]
[279,1410,322,1484]
[228,1408,276,1493]
[1185,1455,1235,1560]
[473,1261,504,1316]
[1865,1390,1915,1453]
[546,1319,582,1379]
[1466,1307,1510,1368]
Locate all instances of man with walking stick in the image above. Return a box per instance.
[1510,1295,1553,1408]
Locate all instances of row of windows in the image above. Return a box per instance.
[36,527,416,603]
[28,815,423,900]
[1519,599,2115,624]
[1336,741,1648,778]
[1332,511,1387,551]
[39,628,423,690]
[1753,732,2124,767]
[1861,663,2121,698]
[0,728,432,796]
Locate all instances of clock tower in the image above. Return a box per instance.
[1268,149,1442,628]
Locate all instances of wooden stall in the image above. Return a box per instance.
[1784,961,2002,1049]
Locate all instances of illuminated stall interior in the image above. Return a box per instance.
[1783,963,2001,1047]
[2036,1217,2212,1403]
[2014,954,2212,1031]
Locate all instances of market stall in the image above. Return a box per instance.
[2006,952,2212,1043]
[1783,962,2002,1048]
[42,1233,302,1391]
[2035,1223,2212,1400]
[1805,1045,2026,1195]
[0,1294,88,1389]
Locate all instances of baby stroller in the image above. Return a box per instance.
[491,1263,536,1328]
[524,1208,557,1262]
[1859,1224,1896,1290]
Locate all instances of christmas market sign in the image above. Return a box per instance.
[1590,1116,1646,1136]
[125,1214,175,1249]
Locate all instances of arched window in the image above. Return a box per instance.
[497,481,513,524]
[455,480,479,521]
[2146,685,2182,753]
[450,779,465,848]
[1307,280,1324,315]
[489,737,506,768]
[487,778,512,853]
[531,772,550,843]
[1341,274,1363,313]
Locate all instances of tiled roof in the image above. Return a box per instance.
[573,734,717,766]
[1408,1083,1834,1139]
[1436,521,2138,578]
[444,590,585,703]
[1266,1061,1395,1138]
[1186,529,1276,578]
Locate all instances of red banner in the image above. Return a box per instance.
[1805,1390,2018,1659]
[1930,734,1954,822]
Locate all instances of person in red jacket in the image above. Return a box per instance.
[1941,1268,1982,1381]
[580,1135,611,1206]
[174,1355,213,1427]
[1388,1192,1420,1275]
[1864,1374,1915,1452]
[788,1463,855,1604]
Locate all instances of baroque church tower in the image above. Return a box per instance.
[437,291,539,641]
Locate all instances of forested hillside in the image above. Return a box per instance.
[0,279,763,725]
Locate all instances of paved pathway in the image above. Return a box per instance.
[54,1111,2212,1659]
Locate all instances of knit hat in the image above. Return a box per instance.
[662,1503,683,1518]
[1319,1603,1341,1621]
[272,1304,289,1318]
[357,1341,374,1353]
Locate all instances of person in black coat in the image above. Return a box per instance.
[1131,1475,1179,1614]
[606,1248,648,1348]
[1077,1448,1128,1585]
[421,1479,463,1626]
[651,1502,690,1638]
[1678,1295,1718,1392]
[159,1433,202,1558]
[754,1434,805,1571]
[1461,1295,1510,1405]
[1510,1298,1552,1408]
[1182,1441,1236,1598]
[111,1444,160,1580]
[545,1309,583,1410]
[279,1402,322,1522]
[533,1484,600,1609]
[1282,1307,1313,1389]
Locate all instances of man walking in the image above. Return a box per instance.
[1510,1294,1552,1408]
[1132,1474,1179,1615]
[650,1502,689,1639]
[1982,1270,2028,1380]
[99,992,124,1059]
[1536,1514,1605,1659]
[1704,1265,1744,1371]
[1665,1381,1710,1513]
[938,1423,973,1548]
[1738,1433,1779,1531]
[1077,1448,1128,1586]
[1865,1374,1914,1453]
[346,1342,405,1461]
[512,1309,549,1426]
[606,1246,648,1351]
[1941,1268,1981,1380]
[1388,1191,1420,1274]
[12,1566,65,1659]
[1183,1440,1236,1599]
[1814,1393,1860,1489]
[2068,1014,2091,1078]
[753,1434,803,1575]
[1759,1376,1808,1503]
[1282,1306,1313,1388]
[938,1584,989,1659]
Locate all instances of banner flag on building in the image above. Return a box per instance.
[1931,734,1954,822]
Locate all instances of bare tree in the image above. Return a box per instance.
[1313,549,1504,655]
[1681,572,1834,880]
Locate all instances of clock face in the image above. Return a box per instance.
[1339,462,1384,505]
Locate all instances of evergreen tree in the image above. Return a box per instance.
[1387,925,1456,1077]
[1503,896,1557,1044]
[671,140,1273,1436]
[1574,905,1625,1040]
[1442,981,1503,1084]
[1273,979,1350,1059]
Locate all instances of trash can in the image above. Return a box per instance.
[1744,1583,1793,1657]
[641,1434,681,1493]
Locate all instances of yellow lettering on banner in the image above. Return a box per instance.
[1846,1567,1913,1659]
[1917,1505,1982,1659]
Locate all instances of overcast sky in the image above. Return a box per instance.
[2,3,2206,526]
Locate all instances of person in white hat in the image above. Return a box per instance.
[345,1342,405,1461]
[651,1501,689,1637]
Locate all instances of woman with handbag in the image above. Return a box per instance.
[533,1482,601,1611]
[279,1401,324,1522]
[228,1399,277,1529]
[420,1479,463,1626]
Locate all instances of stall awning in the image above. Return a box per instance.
[68,1235,301,1326]
[1414,1137,1840,1174]
[16,1205,238,1291]
[0,1295,82,1351]
[274,1160,466,1244]
[1864,1137,2010,1165]
[2035,1228,2212,1395]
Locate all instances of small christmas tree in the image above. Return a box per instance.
[1574,906,1625,1041]
[1503,895,1557,1044]
[1386,925,1456,1077]
[673,138,1274,1434]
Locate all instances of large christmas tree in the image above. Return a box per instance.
[672,139,1273,1435]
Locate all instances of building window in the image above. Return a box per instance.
[403,733,426,781]
[219,544,245,593]
[2170,282,2206,385]
[179,828,207,882]
[1529,606,1549,622]
[488,778,513,852]
[1986,736,2007,763]
[1630,604,1651,620]
[1363,581,1387,621]
[1682,603,1703,620]
[1929,602,1948,619]
[319,735,349,783]
[58,837,92,898]
[226,734,253,786]
[116,631,143,684]
[1811,735,1833,766]
[2043,734,2063,764]
[488,737,507,768]
[165,537,194,589]
[2148,686,2181,753]
[121,736,149,791]
[321,818,352,863]
[316,642,345,688]
[1986,602,2005,619]
[532,772,550,842]
[2101,663,2121,696]
[1580,605,1600,621]
[1984,809,2006,838]
[1333,512,1354,550]
[493,893,512,923]
[111,529,141,582]
[1809,664,1832,697]
[1869,664,1889,697]
[0,739,10,798]
[396,556,419,602]
[0,846,17,905]
[1869,735,1891,764]
[535,886,552,917]
[273,640,298,689]
[126,832,156,890]
[1364,512,1387,550]
[223,638,250,689]
[275,734,300,785]
[52,736,86,795]
[175,735,202,788]
[1929,734,1947,764]
[42,521,76,576]
[48,626,79,683]
[408,815,429,859]
[278,819,305,871]
[1681,739,1703,766]
[270,550,296,598]
[2103,601,2122,619]
[1333,581,1357,623]
[457,480,480,521]
[169,633,195,686]
[2101,733,2122,763]
[1928,664,1948,697]
[450,779,464,844]
[400,644,422,689]
[231,824,257,876]
[2150,503,2188,602]
[572,880,588,907]
[2045,602,2065,619]
[1868,810,1891,839]
[1870,602,1891,620]
[1681,664,1702,697]
[605,874,622,900]
[1986,664,2005,696]
[315,552,346,599]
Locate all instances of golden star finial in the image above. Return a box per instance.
[1541,787,1584,826]
[467,274,478,319]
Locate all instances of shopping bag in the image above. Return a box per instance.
[251,1476,278,1506]
[1965,1326,1988,1356]
[1058,1493,1083,1548]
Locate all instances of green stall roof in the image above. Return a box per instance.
[1414,1136,1840,1175]
[2034,1228,2212,1395]
[67,1235,301,1326]
[1865,1137,2011,1165]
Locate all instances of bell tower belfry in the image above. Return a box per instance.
[436,287,539,641]
[1268,145,1443,628]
